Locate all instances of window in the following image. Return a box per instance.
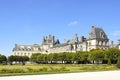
[24,53,26,56]
[101,41,103,45]
[80,46,83,51]
[22,48,24,51]
[28,53,30,56]
[105,42,107,46]
[89,42,91,46]
[89,48,91,50]
[97,41,99,45]
[100,31,103,38]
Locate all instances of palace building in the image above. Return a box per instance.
[12,26,109,57]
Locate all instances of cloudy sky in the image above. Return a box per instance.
[0,0,120,56]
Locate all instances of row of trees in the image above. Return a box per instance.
[0,55,29,65]
[8,55,29,65]
[30,50,103,64]
[0,48,120,67]
[30,48,120,66]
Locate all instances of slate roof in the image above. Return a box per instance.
[89,26,108,40]
[13,44,41,51]
[51,43,69,48]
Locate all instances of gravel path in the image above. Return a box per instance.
[0,70,120,80]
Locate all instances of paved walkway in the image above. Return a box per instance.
[0,70,120,80]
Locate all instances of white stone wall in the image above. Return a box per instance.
[13,51,41,57]
[119,45,120,50]
[42,45,50,50]
[49,45,71,53]
[77,42,87,51]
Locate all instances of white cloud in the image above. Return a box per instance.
[110,30,120,36]
[68,21,78,26]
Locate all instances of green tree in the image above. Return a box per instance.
[14,56,20,64]
[105,48,120,65]
[80,52,88,64]
[47,53,53,63]
[88,49,105,64]
[0,54,7,65]
[73,51,81,64]
[8,55,15,65]
[37,54,42,63]
[116,56,120,68]
[37,54,48,63]
[58,52,66,64]
[22,56,29,65]
[30,53,41,63]
[74,51,89,64]
[65,53,73,63]
[72,52,77,64]
[52,53,58,63]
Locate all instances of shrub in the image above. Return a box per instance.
[39,67,47,72]
[0,68,8,73]
[47,67,54,71]
[60,66,70,71]
[116,56,120,68]
[27,67,33,72]
[12,68,25,73]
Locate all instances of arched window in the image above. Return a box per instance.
[100,31,103,38]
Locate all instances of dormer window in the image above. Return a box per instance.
[100,31,105,38]
[100,31,103,38]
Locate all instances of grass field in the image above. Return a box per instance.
[0,64,119,76]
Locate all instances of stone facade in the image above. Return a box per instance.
[13,44,41,57]
[12,26,109,57]
[115,40,120,49]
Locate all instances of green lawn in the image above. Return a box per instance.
[0,64,119,76]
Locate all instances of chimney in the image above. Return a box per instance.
[81,36,85,42]
[110,41,114,48]
[64,39,66,43]
[92,26,95,28]
[117,40,120,45]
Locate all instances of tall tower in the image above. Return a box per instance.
[74,33,79,43]
[41,35,60,52]
[110,41,114,48]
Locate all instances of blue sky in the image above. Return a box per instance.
[0,0,120,56]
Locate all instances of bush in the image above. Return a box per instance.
[39,67,47,72]
[0,68,26,73]
[116,56,120,68]
[27,67,33,72]
[0,68,8,73]
[12,68,25,73]
[60,66,70,71]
